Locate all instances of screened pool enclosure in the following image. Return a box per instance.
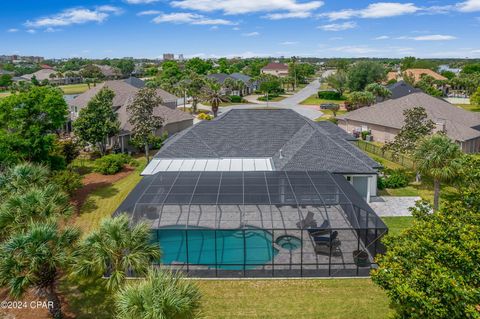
[116,171,388,277]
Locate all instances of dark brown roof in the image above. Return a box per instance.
[262,62,289,71]
[338,92,480,142]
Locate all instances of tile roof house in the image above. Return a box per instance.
[403,68,447,83]
[261,62,289,77]
[143,109,380,202]
[19,68,82,85]
[338,92,480,153]
[69,77,193,152]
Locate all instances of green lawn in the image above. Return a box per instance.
[258,95,287,102]
[382,216,414,236]
[74,158,146,233]
[300,94,346,106]
[59,83,95,95]
[456,104,480,112]
[198,279,391,319]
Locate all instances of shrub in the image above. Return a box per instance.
[52,169,83,196]
[94,154,133,175]
[361,131,370,140]
[197,113,214,121]
[57,139,80,164]
[378,169,410,189]
[318,91,343,100]
[229,95,243,103]
[258,94,279,101]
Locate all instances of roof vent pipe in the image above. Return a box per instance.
[279,149,284,159]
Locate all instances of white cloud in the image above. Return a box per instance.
[327,45,381,54]
[137,10,161,16]
[152,12,235,25]
[171,0,323,15]
[318,21,357,31]
[242,31,260,36]
[280,41,298,45]
[457,0,480,12]
[321,2,420,20]
[412,34,457,41]
[264,11,313,19]
[374,35,390,40]
[7,28,19,32]
[25,6,120,28]
[44,27,61,32]
[26,29,36,34]
[232,26,240,30]
[125,0,159,4]
[96,5,123,15]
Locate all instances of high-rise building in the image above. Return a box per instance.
[163,53,175,61]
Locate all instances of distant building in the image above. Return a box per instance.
[0,55,44,63]
[261,62,289,77]
[163,53,175,61]
[207,73,257,96]
[178,54,184,62]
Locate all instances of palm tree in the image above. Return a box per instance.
[414,134,463,211]
[0,184,72,240]
[0,222,80,319]
[365,83,391,102]
[74,214,161,291]
[235,80,246,97]
[203,80,230,118]
[0,163,50,199]
[223,77,237,95]
[115,269,201,319]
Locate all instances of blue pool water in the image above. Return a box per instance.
[156,227,279,270]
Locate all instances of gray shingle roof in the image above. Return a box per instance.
[338,92,480,142]
[387,81,422,99]
[155,109,379,174]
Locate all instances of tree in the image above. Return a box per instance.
[365,83,391,101]
[112,59,135,77]
[115,269,202,319]
[73,87,119,156]
[259,75,283,96]
[461,62,480,75]
[185,57,213,75]
[74,214,160,291]
[127,87,164,162]
[347,61,386,91]
[160,61,182,82]
[372,195,480,319]
[0,74,12,88]
[203,80,230,117]
[471,86,480,106]
[0,222,80,319]
[0,86,68,164]
[80,64,104,84]
[325,70,348,96]
[414,134,463,211]
[400,56,416,70]
[0,162,50,199]
[346,91,375,110]
[185,73,206,114]
[383,107,435,158]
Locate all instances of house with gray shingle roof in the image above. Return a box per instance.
[207,72,257,96]
[69,77,193,153]
[143,109,380,202]
[338,92,480,153]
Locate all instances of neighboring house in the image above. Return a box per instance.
[19,68,82,85]
[387,81,422,99]
[338,92,480,153]
[403,68,447,83]
[386,71,398,82]
[69,77,193,153]
[92,64,122,79]
[261,62,289,77]
[207,72,257,96]
[0,69,14,75]
[141,109,381,202]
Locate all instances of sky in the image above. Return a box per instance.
[1,0,480,59]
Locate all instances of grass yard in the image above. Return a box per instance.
[300,94,346,106]
[198,279,391,319]
[456,103,480,112]
[59,83,94,95]
[258,95,287,102]
[73,157,146,233]
[382,216,414,236]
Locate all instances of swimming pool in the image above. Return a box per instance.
[155,227,279,270]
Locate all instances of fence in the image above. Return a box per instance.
[355,140,416,170]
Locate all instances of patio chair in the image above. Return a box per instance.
[296,211,317,229]
[313,231,342,255]
[306,220,330,236]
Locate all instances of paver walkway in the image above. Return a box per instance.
[369,196,421,217]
